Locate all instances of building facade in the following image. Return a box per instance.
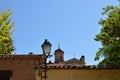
[54,47,86,65]
[35,47,120,80]
[35,65,120,80]
[0,54,44,80]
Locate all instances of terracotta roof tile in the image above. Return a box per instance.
[35,64,120,69]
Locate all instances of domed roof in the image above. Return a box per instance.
[55,44,64,52]
[55,48,63,52]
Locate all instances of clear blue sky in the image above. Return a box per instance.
[0,0,118,65]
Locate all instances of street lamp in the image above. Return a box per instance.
[41,39,52,80]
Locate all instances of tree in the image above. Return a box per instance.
[0,9,14,54]
[94,1,120,65]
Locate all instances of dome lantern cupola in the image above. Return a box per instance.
[54,44,64,64]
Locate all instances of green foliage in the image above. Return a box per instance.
[0,9,14,54]
[95,2,120,65]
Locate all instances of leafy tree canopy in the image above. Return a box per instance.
[95,1,120,65]
[0,9,14,54]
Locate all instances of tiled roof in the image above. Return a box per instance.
[0,54,43,60]
[65,58,81,65]
[64,57,86,65]
[35,64,120,69]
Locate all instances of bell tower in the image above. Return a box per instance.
[54,45,64,64]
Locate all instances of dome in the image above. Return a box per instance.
[55,48,64,53]
[54,44,64,53]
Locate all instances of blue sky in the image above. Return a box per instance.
[0,0,118,65]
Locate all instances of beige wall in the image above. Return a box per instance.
[36,68,120,80]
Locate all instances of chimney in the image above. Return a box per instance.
[80,55,85,65]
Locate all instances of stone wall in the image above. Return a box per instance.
[0,54,44,80]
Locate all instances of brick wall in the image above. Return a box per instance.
[0,54,44,80]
